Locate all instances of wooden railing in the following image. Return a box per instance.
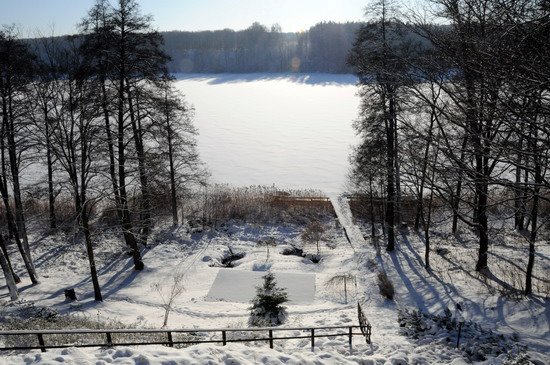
[358,303,372,344]
[0,325,367,353]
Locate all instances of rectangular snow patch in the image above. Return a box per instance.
[206,269,315,304]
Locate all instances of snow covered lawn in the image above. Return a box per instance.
[206,269,315,304]
[1,197,549,364]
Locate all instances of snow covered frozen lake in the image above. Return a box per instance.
[175,73,360,194]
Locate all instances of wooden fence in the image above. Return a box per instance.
[358,303,372,344]
[0,325,370,353]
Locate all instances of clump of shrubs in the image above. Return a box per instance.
[398,308,529,362]
[281,245,304,257]
[377,271,395,300]
[210,247,246,268]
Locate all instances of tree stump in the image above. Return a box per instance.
[64,288,77,301]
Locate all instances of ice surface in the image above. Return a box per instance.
[206,268,315,304]
[174,73,360,193]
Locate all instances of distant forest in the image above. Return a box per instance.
[163,21,361,73]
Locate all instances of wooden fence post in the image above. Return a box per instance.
[222,330,227,346]
[36,333,46,353]
[310,328,315,349]
[348,327,352,346]
[268,330,273,349]
[167,331,174,347]
[106,332,113,346]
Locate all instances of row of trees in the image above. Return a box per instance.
[0,0,202,301]
[161,21,362,73]
[349,0,549,295]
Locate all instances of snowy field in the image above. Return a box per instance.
[174,74,360,193]
[1,197,548,364]
[206,269,315,304]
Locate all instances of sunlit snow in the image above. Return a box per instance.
[175,73,360,193]
[206,268,315,304]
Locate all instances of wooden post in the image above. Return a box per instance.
[106,332,113,346]
[367,324,371,344]
[167,331,174,347]
[37,333,46,353]
[456,322,463,348]
[348,327,353,346]
[222,330,227,346]
[310,328,315,349]
[268,330,273,349]
[344,277,347,303]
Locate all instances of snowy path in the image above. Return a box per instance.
[330,194,418,360]
[329,195,363,251]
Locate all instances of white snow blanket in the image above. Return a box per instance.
[206,269,315,304]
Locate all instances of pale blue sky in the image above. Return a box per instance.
[1,0,425,38]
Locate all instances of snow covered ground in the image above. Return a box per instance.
[174,73,360,193]
[1,197,549,364]
[206,269,315,304]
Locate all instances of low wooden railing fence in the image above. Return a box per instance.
[0,325,370,353]
[358,303,372,344]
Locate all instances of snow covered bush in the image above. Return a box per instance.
[248,272,288,327]
[377,271,395,300]
[398,308,530,363]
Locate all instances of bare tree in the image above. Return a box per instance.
[349,0,409,252]
[0,235,18,300]
[149,79,200,226]
[301,220,326,255]
[0,27,39,284]
[152,269,185,328]
[48,38,104,301]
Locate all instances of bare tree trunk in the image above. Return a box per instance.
[45,115,57,230]
[6,89,34,271]
[0,233,20,283]
[0,179,36,283]
[384,88,396,252]
[394,117,401,225]
[415,104,436,231]
[526,127,540,295]
[1,82,38,283]
[167,118,178,226]
[451,135,468,234]
[369,176,376,237]
[514,138,524,230]
[1,126,14,240]
[126,82,151,246]
[100,76,124,230]
[118,75,144,271]
[0,236,18,300]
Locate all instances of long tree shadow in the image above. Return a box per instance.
[401,232,506,322]
[388,250,427,311]
[392,232,455,312]
[32,240,75,269]
[40,245,149,304]
[406,231,461,300]
[173,72,358,86]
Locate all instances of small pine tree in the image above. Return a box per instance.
[249,272,288,327]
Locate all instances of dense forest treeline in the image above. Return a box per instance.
[25,20,434,74]
[163,21,361,73]
[24,21,364,74]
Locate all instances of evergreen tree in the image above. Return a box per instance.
[249,272,288,327]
